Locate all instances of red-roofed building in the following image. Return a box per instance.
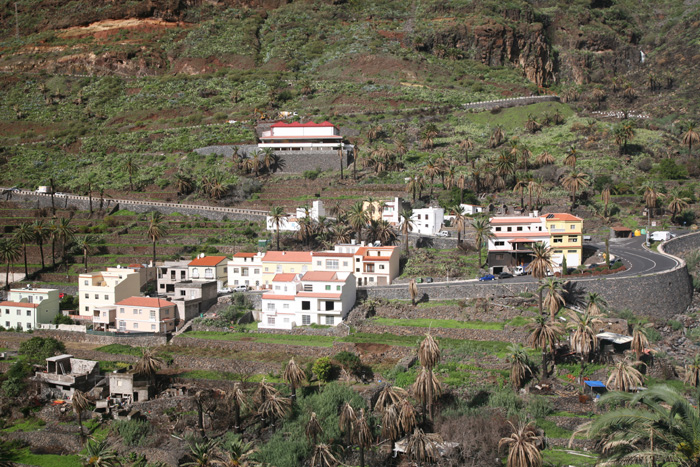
[1,287,60,331]
[261,251,313,288]
[258,121,343,151]
[188,255,228,289]
[228,251,264,290]
[259,271,355,331]
[106,296,177,333]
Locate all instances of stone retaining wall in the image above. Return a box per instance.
[190,322,349,337]
[22,329,168,347]
[660,231,700,258]
[356,323,528,343]
[171,335,353,357]
[463,95,559,110]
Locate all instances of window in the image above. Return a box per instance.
[5,322,9,328]
[495,227,502,232]
[180,290,186,296]
[265,267,269,272]
[554,250,563,254]
[275,285,280,291]
[316,261,322,266]
[495,254,504,260]
[234,268,240,273]
[192,269,200,279]
[254,269,260,274]
[26,323,31,329]
[302,301,311,311]
[120,308,125,314]
[94,294,99,299]
[85,306,89,312]
[568,250,577,253]
[416,214,421,220]
[325,285,331,291]
[325,316,334,325]
[326,259,339,270]
[343,261,348,267]
[336,285,341,291]
[160,284,164,289]
[283,303,290,309]
[569,236,578,242]
[379,265,385,270]
[302,315,311,325]
[553,236,563,243]
[507,227,512,232]
[204,268,214,279]
[150,310,156,320]
[517,226,523,231]
[181,271,186,279]
[84,280,88,285]
[267,316,276,326]
[551,224,556,230]
[290,268,295,273]
[570,224,576,230]
[16,309,20,316]
[355,268,360,273]
[369,277,374,282]
[302,265,308,273]
[284,317,290,323]
[276,265,282,273]
[104,295,108,300]
[495,241,505,246]
[325,301,335,311]
[85,293,89,299]
[267,303,275,311]
[26,310,31,316]
[134,323,138,329]
[303,284,313,292]
[151,324,156,330]
[356,258,360,262]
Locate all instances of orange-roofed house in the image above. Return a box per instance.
[112,297,177,333]
[258,121,343,151]
[1,287,60,331]
[228,252,264,290]
[261,251,313,289]
[188,255,229,289]
[543,213,584,269]
[259,271,355,330]
[352,245,400,286]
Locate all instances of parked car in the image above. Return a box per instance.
[424,277,433,283]
[498,272,513,279]
[479,274,496,281]
[232,285,248,293]
[437,230,451,237]
[54,192,66,197]
[513,265,529,276]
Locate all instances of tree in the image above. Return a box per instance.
[513,175,528,210]
[338,146,344,180]
[409,279,418,306]
[183,439,218,467]
[528,314,563,378]
[14,222,33,277]
[257,393,291,429]
[564,145,577,169]
[489,126,505,148]
[375,384,408,412]
[601,186,611,219]
[507,343,533,389]
[76,235,95,273]
[472,215,494,268]
[420,123,439,149]
[499,421,543,467]
[684,354,700,387]
[614,121,636,155]
[283,358,305,401]
[567,310,598,378]
[535,151,554,166]
[47,220,58,268]
[125,155,138,192]
[412,366,441,421]
[175,171,194,196]
[310,444,339,467]
[354,408,373,467]
[561,170,590,210]
[267,206,287,250]
[0,239,20,290]
[631,324,653,361]
[666,188,691,223]
[607,359,645,392]
[585,292,608,316]
[399,209,414,255]
[525,114,540,134]
[406,175,424,203]
[527,243,554,315]
[339,402,356,447]
[459,138,474,165]
[306,412,323,445]
[31,220,47,269]
[55,217,75,264]
[348,201,369,243]
[575,385,700,466]
[406,428,443,466]
[82,439,121,467]
[19,336,65,363]
[72,389,90,443]
[225,383,248,433]
[398,397,417,434]
[212,438,255,467]
[146,211,167,267]
[134,347,162,379]
[419,333,441,370]
[380,404,401,453]
[682,122,700,156]
[540,278,565,321]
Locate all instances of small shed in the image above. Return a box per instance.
[597,332,633,354]
[611,226,633,238]
[584,380,607,395]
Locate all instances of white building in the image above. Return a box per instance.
[266,200,326,232]
[0,287,60,331]
[228,252,264,290]
[258,121,343,151]
[188,255,228,290]
[460,204,484,215]
[486,216,550,274]
[364,197,401,225]
[409,206,445,236]
[78,267,141,318]
[157,260,190,295]
[259,271,355,330]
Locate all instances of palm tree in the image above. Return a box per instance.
[448,206,466,245]
[268,206,287,250]
[423,160,441,198]
[306,412,323,445]
[684,354,700,387]
[354,408,372,467]
[419,333,441,370]
[567,310,598,378]
[125,155,138,192]
[225,382,248,433]
[528,243,554,314]
[76,235,95,273]
[175,171,194,196]
[575,385,700,467]
[536,151,555,166]
[14,222,33,277]
[513,175,528,210]
[564,146,577,169]
[420,123,439,149]
[348,201,369,242]
[31,220,47,269]
[507,343,533,389]
[562,170,590,210]
[72,389,90,443]
[412,366,441,421]
[585,292,608,316]
[399,209,414,255]
[528,314,563,378]
[212,438,255,467]
[310,444,339,467]
[380,404,401,453]
[489,125,505,148]
[283,358,305,401]
[0,239,20,291]
[525,114,540,134]
[338,402,356,447]
[46,220,58,268]
[375,384,408,412]
[607,359,645,392]
[406,428,443,467]
[540,277,565,321]
[409,279,418,306]
[82,439,121,467]
[528,179,543,210]
[398,398,417,434]
[146,211,167,268]
[406,175,425,203]
[471,215,494,268]
[642,181,661,217]
[631,323,653,361]
[55,217,75,264]
[499,421,543,467]
[601,186,611,219]
[682,122,700,156]
[134,347,162,379]
[183,439,218,467]
[257,393,291,429]
[459,138,474,165]
[666,188,690,223]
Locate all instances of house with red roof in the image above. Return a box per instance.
[111,296,177,333]
[259,271,355,330]
[258,121,343,151]
[261,251,313,289]
[188,255,229,289]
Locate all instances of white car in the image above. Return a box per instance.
[437,230,451,237]
[232,285,248,293]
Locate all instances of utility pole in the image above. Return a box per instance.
[15,3,19,39]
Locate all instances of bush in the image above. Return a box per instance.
[668,320,684,331]
[527,396,553,419]
[312,357,333,383]
[488,387,523,417]
[52,314,74,325]
[18,337,65,363]
[113,419,151,446]
[655,158,688,180]
[303,168,321,180]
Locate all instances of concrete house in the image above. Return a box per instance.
[258,121,343,151]
[228,252,264,290]
[109,371,151,403]
[261,251,312,289]
[157,260,190,295]
[544,213,584,268]
[35,355,100,397]
[409,206,445,236]
[79,267,141,318]
[114,297,177,333]
[171,280,218,323]
[266,200,326,232]
[260,271,355,330]
[353,245,400,286]
[188,255,228,290]
[0,287,60,331]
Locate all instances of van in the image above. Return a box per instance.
[513,265,528,276]
[650,231,673,242]
[35,186,50,194]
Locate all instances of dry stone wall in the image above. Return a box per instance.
[356,323,528,344]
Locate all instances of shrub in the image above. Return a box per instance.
[113,419,151,446]
[18,337,66,363]
[488,387,523,418]
[303,168,321,180]
[312,357,333,383]
[668,320,684,331]
[527,396,553,419]
[655,158,688,180]
[52,314,74,325]
[332,351,362,375]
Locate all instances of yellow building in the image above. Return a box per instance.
[544,213,584,268]
[261,251,313,289]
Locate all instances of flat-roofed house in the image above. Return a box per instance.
[544,213,584,268]
[78,267,140,318]
[157,260,190,295]
[258,121,343,151]
[0,287,60,331]
[35,354,100,397]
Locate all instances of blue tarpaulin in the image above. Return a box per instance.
[584,381,606,388]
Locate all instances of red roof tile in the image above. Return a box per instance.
[262,294,296,300]
[0,301,39,308]
[543,213,583,222]
[233,252,257,258]
[262,251,313,263]
[273,273,298,282]
[188,256,228,267]
[297,292,342,299]
[301,271,339,282]
[115,297,175,308]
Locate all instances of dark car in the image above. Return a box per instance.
[498,272,513,279]
[479,274,496,281]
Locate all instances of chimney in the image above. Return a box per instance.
[282,251,286,255]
